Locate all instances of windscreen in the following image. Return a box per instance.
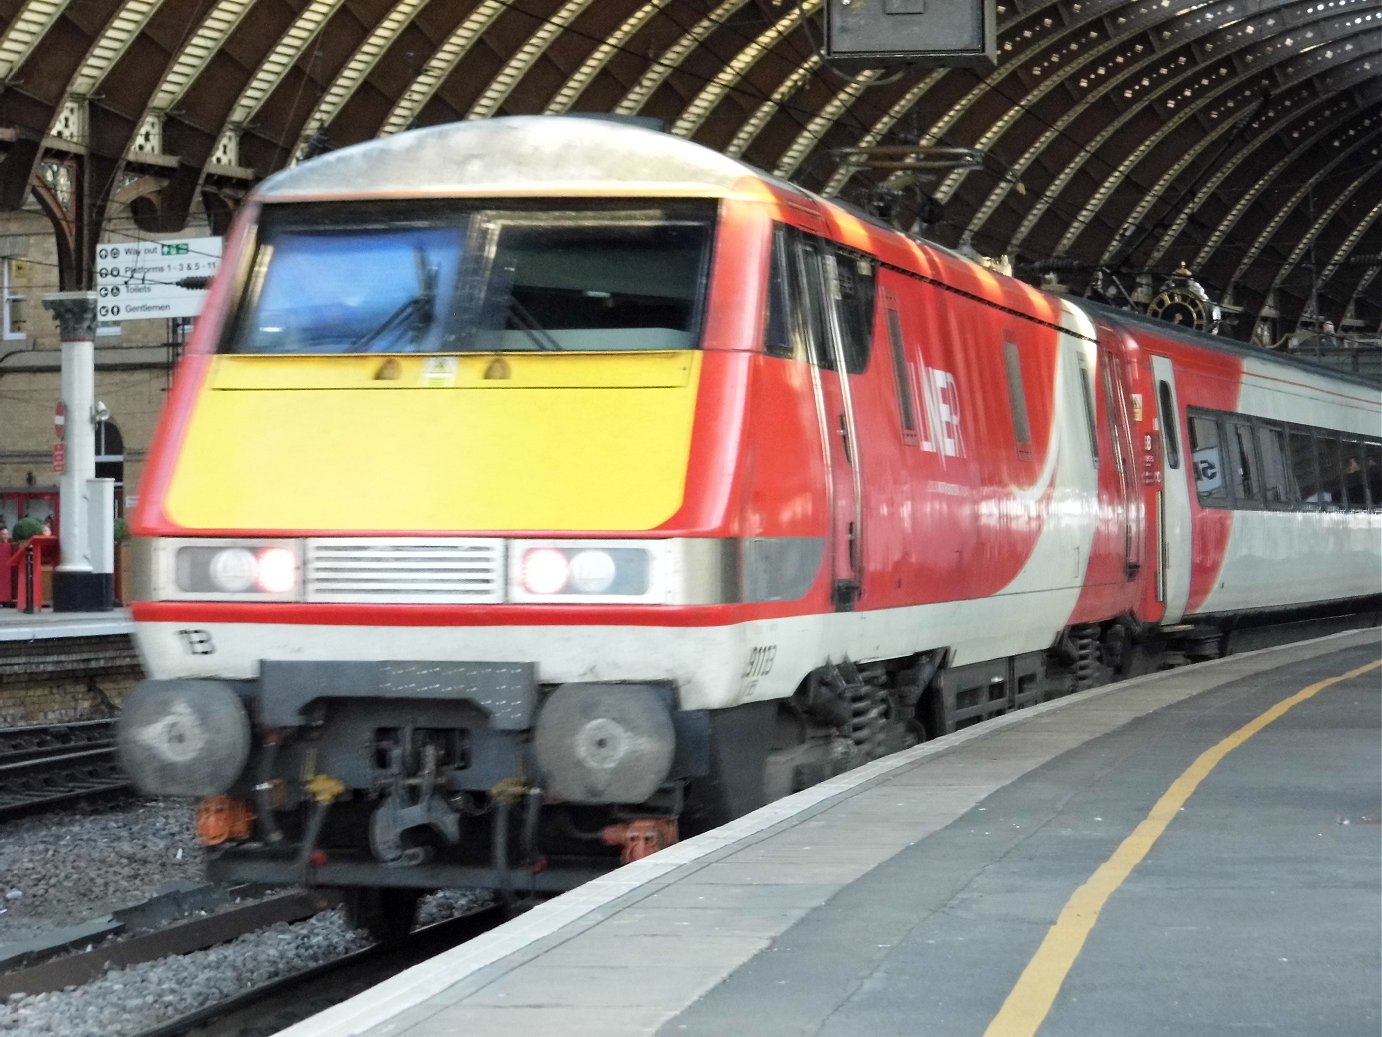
[225,200,715,354]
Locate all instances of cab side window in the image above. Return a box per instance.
[794,237,830,368]
[780,229,876,375]
[764,227,795,359]
[826,251,875,374]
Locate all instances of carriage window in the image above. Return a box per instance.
[1312,433,1346,508]
[1157,380,1180,469]
[1365,442,1382,509]
[227,200,713,354]
[1004,340,1032,453]
[1340,440,1369,510]
[1227,420,1260,504]
[1174,413,1368,513]
[885,307,917,436]
[1257,423,1294,506]
[1288,428,1321,506]
[1188,414,1227,504]
[1077,359,1099,466]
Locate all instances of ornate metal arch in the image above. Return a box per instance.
[0,0,1376,338]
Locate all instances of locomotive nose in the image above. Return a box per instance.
[534,684,676,804]
[117,680,252,797]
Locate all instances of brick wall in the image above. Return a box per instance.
[0,365,158,527]
[0,635,144,726]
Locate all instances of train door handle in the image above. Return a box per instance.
[838,413,853,465]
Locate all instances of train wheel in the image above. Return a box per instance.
[342,887,423,945]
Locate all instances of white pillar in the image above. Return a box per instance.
[42,291,112,611]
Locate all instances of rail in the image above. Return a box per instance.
[0,718,129,816]
[131,900,506,1037]
[0,889,338,1000]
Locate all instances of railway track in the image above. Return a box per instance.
[0,888,337,999]
[0,883,507,1037]
[0,718,131,816]
[140,902,509,1037]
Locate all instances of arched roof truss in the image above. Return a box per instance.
[0,0,1375,337]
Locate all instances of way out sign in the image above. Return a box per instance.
[52,442,66,473]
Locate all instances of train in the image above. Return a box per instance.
[116,116,1382,937]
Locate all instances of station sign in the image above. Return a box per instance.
[94,237,223,322]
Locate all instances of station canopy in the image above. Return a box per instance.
[0,0,1378,342]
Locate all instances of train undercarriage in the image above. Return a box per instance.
[119,600,1380,940]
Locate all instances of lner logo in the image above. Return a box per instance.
[914,364,964,458]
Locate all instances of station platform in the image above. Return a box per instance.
[282,629,1381,1037]
[0,607,133,641]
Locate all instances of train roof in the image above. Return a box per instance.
[1079,297,1381,393]
[253,115,799,203]
[249,117,1376,398]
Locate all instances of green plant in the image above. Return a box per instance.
[113,516,129,543]
[12,516,44,540]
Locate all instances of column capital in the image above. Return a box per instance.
[42,292,100,340]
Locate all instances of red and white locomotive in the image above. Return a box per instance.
[117,116,1382,931]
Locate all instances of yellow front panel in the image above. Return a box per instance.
[165,352,701,532]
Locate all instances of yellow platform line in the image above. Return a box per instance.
[985,657,1382,1037]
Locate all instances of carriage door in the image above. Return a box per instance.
[792,232,866,611]
[1098,333,1141,578]
[1149,355,1192,622]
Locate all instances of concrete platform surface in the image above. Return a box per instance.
[0,607,133,640]
[280,629,1382,1037]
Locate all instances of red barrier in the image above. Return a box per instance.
[8,536,58,613]
[0,543,11,605]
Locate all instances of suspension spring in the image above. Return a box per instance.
[1071,625,1102,691]
[846,681,890,760]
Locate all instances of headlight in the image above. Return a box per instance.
[169,541,303,601]
[137,536,803,606]
[509,541,660,602]
[568,549,617,593]
[208,548,255,592]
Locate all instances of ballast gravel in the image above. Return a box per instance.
[1,893,493,1037]
[0,799,204,933]
[0,797,493,1036]
[1,910,372,1036]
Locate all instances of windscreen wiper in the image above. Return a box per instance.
[507,295,562,351]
